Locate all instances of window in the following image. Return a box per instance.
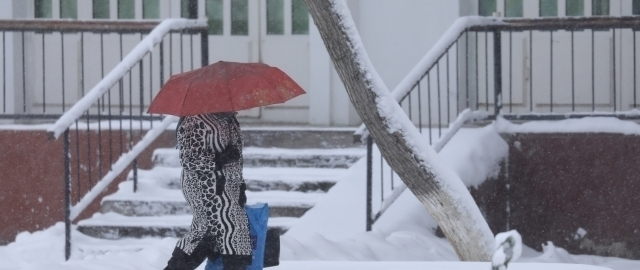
[292,0,309,34]
[634,0,640,15]
[540,0,558,17]
[479,0,497,16]
[592,0,609,16]
[267,0,284,35]
[181,0,198,19]
[143,0,160,19]
[206,0,223,34]
[505,0,523,17]
[60,0,77,19]
[231,0,248,35]
[93,0,110,19]
[118,0,135,19]
[566,0,584,16]
[35,0,53,18]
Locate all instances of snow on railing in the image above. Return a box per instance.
[372,109,489,222]
[492,230,523,270]
[353,16,503,141]
[47,18,206,139]
[69,116,178,220]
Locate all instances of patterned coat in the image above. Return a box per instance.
[174,113,252,257]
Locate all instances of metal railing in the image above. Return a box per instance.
[360,16,640,231]
[0,20,199,120]
[30,19,209,260]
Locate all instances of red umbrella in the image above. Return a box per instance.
[147,61,306,116]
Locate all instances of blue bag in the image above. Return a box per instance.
[205,203,269,270]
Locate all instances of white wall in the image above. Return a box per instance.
[0,0,12,19]
[308,0,460,126]
[356,0,459,95]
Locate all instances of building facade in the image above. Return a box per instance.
[0,0,637,126]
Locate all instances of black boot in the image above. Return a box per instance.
[164,246,206,270]
[222,255,252,270]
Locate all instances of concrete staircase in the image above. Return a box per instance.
[76,128,364,240]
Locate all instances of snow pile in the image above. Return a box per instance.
[0,223,177,270]
[273,261,609,270]
[286,125,507,241]
[492,230,523,270]
[438,124,508,187]
[0,223,617,270]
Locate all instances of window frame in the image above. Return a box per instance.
[504,0,523,18]
[231,0,249,35]
[266,0,285,35]
[291,0,309,35]
[60,0,77,19]
[117,0,135,19]
[92,0,110,19]
[479,0,497,16]
[540,0,558,17]
[35,0,53,18]
[143,0,160,19]
[206,0,224,35]
[592,0,610,16]
[181,0,198,19]
[566,0,585,16]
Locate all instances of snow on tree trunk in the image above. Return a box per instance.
[303,0,494,261]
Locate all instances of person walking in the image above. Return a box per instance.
[147,61,306,269]
[164,112,252,270]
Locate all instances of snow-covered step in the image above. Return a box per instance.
[102,180,322,217]
[77,213,296,239]
[242,128,359,149]
[153,147,365,169]
[129,166,347,192]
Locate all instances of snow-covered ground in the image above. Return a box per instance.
[0,222,626,270]
[3,118,640,270]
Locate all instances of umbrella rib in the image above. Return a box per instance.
[179,73,199,116]
[258,70,286,102]
[226,65,234,112]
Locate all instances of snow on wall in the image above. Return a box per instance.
[496,116,640,135]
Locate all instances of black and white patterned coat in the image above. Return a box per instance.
[174,113,252,257]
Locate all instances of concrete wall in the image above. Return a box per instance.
[0,129,176,244]
[473,132,640,259]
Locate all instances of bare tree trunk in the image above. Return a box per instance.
[303,0,494,261]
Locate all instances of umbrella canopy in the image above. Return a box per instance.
[147,61,306,116]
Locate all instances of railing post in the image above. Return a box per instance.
[493,30,502,117]
[366,135,373,231]
[133,158,138,193]
[201,30,209,67]
[63,128,71,260]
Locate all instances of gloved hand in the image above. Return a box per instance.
[239,182,247,207]
[218,145,241,165]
